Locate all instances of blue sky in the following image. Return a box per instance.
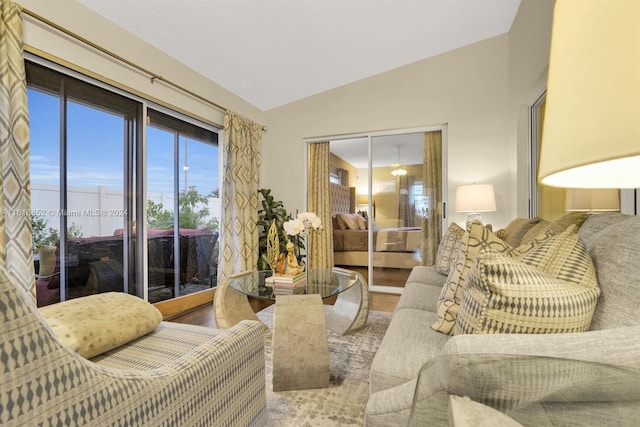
[28,87,219,197]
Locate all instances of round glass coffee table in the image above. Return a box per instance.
[228,267,369,335]
[227,267,369,391]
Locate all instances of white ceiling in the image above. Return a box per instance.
[76,0,521,111]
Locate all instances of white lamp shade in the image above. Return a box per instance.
[455,184,496,213]
[538,0,640,189]
[565,189,620,212]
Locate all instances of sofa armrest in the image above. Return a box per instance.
[419,327,640,415]
[443,325,640,368]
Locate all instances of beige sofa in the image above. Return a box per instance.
[365,212,640,426]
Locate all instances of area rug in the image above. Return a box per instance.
[256,305,392,426]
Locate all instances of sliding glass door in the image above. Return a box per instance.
[321,126,447,293]
[146,110,220,303]
[28,61,138,305]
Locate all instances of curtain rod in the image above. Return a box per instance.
[20,6,256,127]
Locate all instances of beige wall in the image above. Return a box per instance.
[263,0,555,229]
[509,0,556,218]
[17,0,555,230]
[17,0,265,128]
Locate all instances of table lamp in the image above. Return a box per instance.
[565,189,620,213]
[455,184,496,228]
[538,0,640,189]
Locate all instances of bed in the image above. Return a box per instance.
[330,183,422,269]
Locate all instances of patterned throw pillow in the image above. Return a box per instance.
[520,212,588,246]
[455,229,600,335]
[434,222,465,275]
[431,221,554,335]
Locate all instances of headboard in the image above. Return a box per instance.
[330,183,351,216]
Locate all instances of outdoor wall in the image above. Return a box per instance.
[262,0,555,229]
[31,184,220,238]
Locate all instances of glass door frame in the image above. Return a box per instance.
[305,124,448,294]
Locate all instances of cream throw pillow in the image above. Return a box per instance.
[455,228,600,335]
[40,292,162,359]
[434,222,465,275]
[431,221,555,335]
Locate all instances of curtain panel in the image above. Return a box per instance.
[307,142,333,270]
[0,0,35,298]
[421,131,442,266]
[214,111,261,328]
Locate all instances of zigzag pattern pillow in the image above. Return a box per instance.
[434,222,465,275]
[456,227,600,335]
[431,221,555,335]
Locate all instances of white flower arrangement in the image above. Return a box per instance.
[283,211,323,236]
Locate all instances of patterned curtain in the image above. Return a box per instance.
[421,131,442,266]
[214,111,261,328]
[307,142,333,270]
[0,0,35,298]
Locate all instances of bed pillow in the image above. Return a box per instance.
[455,236,600,335]
[40,292,162,359]
[434,222,465,275]
[355,214,367,230]
[336,213,359,230]
[431,221,555,335]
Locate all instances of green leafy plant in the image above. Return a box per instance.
[147,186,219,231]
[32,217,83,250]
[257,188,303,270]
[32,216,59,249]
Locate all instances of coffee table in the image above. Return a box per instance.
[227,267,369,335]
[227,267,369,391]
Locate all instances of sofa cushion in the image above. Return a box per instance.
[455,249,600,335]
[406,266,447,286]
[578,213,640,330]
[395,281,443,312]
[92,321,226,368]
[370,308,450,393]
[520,212,588,245]
[40,292,162,358]
[431,223,516,335]
[434,222,465,275]
[495,217,546,248]
[432,222,557,336]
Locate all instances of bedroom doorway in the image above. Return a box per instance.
[308,125,447,294]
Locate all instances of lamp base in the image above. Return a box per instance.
[466,212,482,229]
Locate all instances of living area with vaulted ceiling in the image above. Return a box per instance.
[2,0,639,425]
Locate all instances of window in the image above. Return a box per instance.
[146,110,220,303]
[27,60,220,307]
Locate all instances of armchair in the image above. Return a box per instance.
[0,267,266,426]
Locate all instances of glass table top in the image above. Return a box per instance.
[228,267,362,301]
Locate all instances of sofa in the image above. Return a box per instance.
[365,212,640,426]
[1,267,266,426]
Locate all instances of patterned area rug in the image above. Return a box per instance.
[256,305,392,426]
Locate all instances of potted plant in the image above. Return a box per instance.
[257,188,303,270]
